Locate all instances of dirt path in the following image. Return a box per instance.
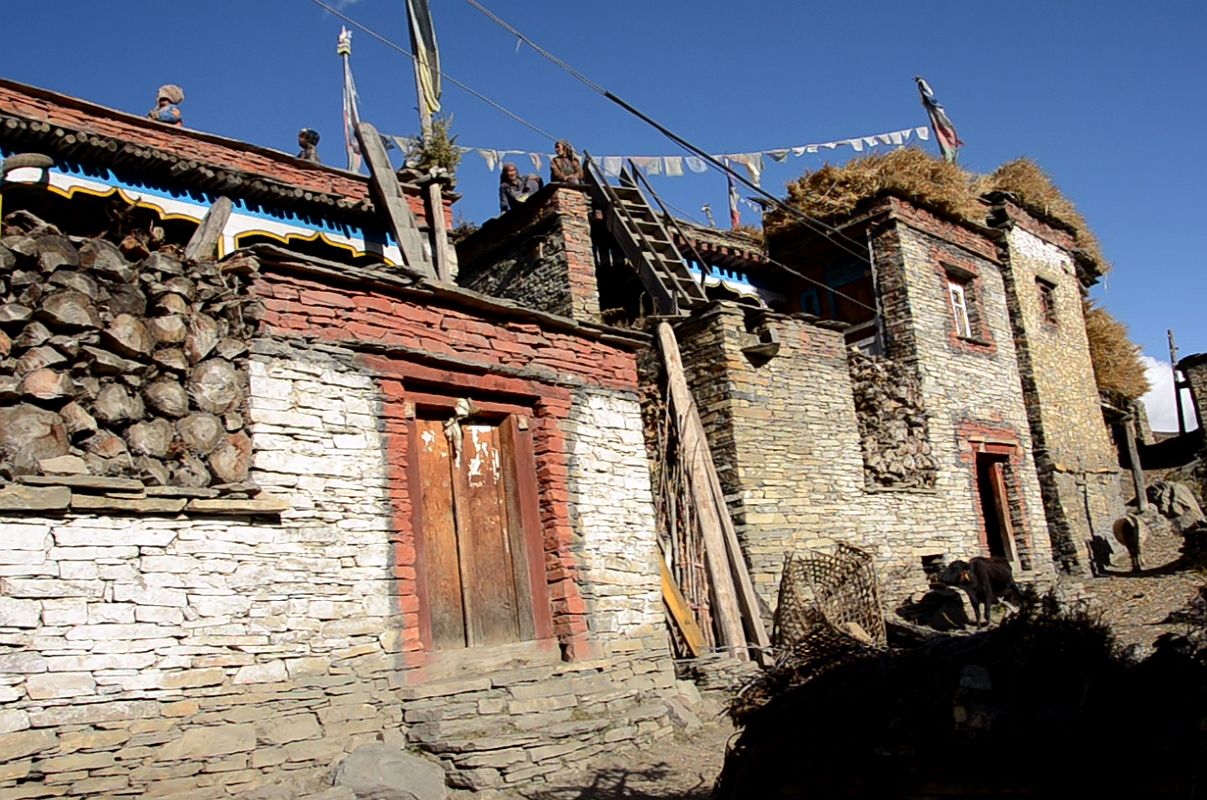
[459,535,1203,800]
[1080,527,1204,650]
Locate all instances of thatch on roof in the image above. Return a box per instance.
[1084,299,1151,400]
[977,158,1107,271]
[766,148,983,233]
[766,148,1108,273]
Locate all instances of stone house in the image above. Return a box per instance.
[0,80,678,795]
[0,75,1129,796]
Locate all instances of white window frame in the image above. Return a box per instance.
[948,280,972,338]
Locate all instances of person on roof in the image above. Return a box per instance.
[549,140,583,184]
[147,85,184,126]
[498,163,543,213]
[297,129,321,164]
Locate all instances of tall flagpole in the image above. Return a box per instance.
[338,27,362,173]
[405,0,450,280]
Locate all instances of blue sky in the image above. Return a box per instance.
[2,1,1204,426]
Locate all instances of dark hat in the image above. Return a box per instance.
[299,128,320,145]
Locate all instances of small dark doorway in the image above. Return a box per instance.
[974,453,1016,562]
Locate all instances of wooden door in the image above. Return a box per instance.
[414,414,536,650]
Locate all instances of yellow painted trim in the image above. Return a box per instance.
[232,228,398,267]
[41,183,203,224]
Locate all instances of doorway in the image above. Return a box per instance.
[414,412,542,650]
[974,452,1016,563]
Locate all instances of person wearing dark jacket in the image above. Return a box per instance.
[499,162,543,212]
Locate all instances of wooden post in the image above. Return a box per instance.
[1123,414,1148,513]
[1169,329,1185,435]
[355,122,432,277]
[183,197,232,262]
[424,178,452,282]
[657,322,747,660]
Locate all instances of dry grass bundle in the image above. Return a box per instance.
[1084,299,1150,400]
[978,158,1108,271]
[767,148,982,233]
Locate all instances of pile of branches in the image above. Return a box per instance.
[716,598,1206,798]
[768,150,1108,273]
[977,157,1107,270]
[1084,298,1151,400]
[769,148,983,232]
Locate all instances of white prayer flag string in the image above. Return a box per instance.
[384,125,930,177]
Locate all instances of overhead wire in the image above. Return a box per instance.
[309,0,880,316]
[460,0,877,267]
[308,0,560,144]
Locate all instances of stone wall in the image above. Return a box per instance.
[848,351,936,489]
[873,201,1051,574]
[671,200,1054,606]
[1179,353,1207,433]
[455,186,600,324]
[0,261,677,794]
[671,303,1039,610]
[995,207,1124,571]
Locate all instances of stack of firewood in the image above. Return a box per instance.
[0,210,259,487]
[849,350,936,488]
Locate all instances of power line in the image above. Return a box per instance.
[308,0,560,144]
[461,0,877,268]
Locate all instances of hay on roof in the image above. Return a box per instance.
[1084,299,1150,400]
[978,158,1108,272]
[766,148,983,234]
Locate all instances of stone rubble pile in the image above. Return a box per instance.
[0,210,261,488]
[848,350,936,489]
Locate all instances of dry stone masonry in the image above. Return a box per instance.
[848,351,936,489]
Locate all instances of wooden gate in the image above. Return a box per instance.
[414,413,542,650]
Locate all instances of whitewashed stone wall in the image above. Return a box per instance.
[0,346,408,795]
[563,388,663,640]
[0,340,681,795]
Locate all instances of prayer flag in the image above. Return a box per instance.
[915,76,964,163]
[725,159,741,229]
[407,0,442,118]
[338,27,363,173]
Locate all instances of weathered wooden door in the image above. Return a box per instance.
[415,415,536,650]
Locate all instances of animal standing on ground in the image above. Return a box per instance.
[938,556,1020,627]
[1112,512,1147,573]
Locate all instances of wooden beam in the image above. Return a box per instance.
[355,122,432,278]
[183,196,232,262]
[1123,414,1148,513]
[660,551,705,657]
[657,322,747,660]
[425,179,452,282]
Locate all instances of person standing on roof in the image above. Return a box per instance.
[549,140,583,184]
[147,85,184,126]
[498,163,543,213]
[297,129,321,164]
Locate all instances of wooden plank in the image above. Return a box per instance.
[183,196,232,262]
[415,418,466,649]
[425,180,452,282]
[700,425,773,660]
[498,418,536,641]
[988,461,1017,565]
[656,322,746,660]
[660,551,705,657]
[510,418,555,642]
[355,121,433,277]
[451,422,520,646]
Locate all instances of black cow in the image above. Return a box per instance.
[938,557,1020,627]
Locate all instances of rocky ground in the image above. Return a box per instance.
[447,532,1206,800]
[1081,526,1205,651]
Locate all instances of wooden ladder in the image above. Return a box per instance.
[583,153,707,315]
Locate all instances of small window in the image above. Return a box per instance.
[1037,278,1058,326]
[948,280,972,339]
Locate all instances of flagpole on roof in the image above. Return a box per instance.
[406,0,442,139]
[338,27,363,173]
